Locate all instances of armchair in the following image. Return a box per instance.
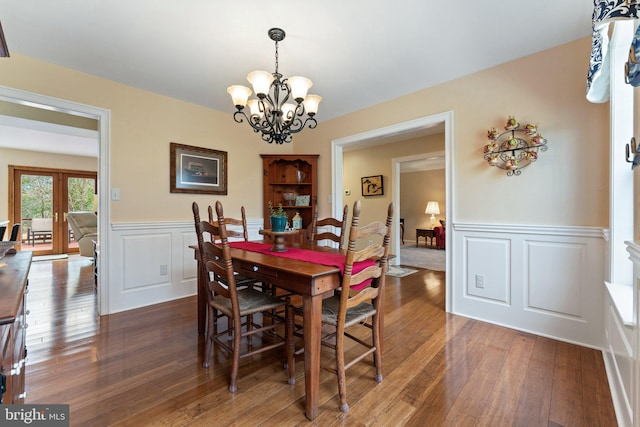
[434,220,445,250]
[67,212,97,257]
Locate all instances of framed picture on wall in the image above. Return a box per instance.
[361,175,383,196]
[170,142,228,194]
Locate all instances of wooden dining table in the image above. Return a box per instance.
[192,241,343,421]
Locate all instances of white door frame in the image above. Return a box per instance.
[0,85,111,315]
[331,111,454,312]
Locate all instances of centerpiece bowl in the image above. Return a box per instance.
[282,191,297,206]
[0,241,17,267]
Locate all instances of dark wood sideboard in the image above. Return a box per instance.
[0,251,32,404]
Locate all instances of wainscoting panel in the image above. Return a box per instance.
[122,233,172,290]
[464,237,510,305]
[606,302,634,425]
[602,242,639,427]
[107,219,263,314]
[453,223,605,348]
[181,231,198,282]
[526,240,585,319]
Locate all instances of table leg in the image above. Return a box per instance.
[303,293,322,420]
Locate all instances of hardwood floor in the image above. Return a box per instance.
[24,257,617,426]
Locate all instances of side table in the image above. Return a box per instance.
[416,228,435,248]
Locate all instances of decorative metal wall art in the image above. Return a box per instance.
[483,116,548,176]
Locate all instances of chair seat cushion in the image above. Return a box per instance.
[215,272,259,287]
[211,288,286,317]
[321,295,376,327]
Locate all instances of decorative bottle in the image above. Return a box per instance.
[292,212,302,230]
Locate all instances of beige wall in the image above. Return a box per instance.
[0,54,291,223]
[295,37,609,228]
[0,147,98,219]
[0,36,609,228]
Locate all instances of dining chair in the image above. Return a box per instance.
[0,225,6,241]
[203,204,268,336]
[193,201,295,392]
[308,204,348,249]
[206,205,263,289]
[207,205,249,242]
[292,204,349,343]
[320,199,393,412]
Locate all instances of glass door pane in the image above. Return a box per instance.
[21,173,54,253]
[65,176,96,253]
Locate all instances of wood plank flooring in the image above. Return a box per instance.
[24,256,617,426]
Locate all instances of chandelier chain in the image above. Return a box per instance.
[274,40,279,75]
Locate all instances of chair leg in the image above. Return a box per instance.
[372,313,383,383]
[286,303,295,384]
[246,314,253,350]
[229,315,242,393]
[213,311,218,335]
[335,328,349,413]
[203,305,214,368]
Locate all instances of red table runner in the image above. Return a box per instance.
[229,241,374,290]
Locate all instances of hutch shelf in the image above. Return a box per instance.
[261,154,318,240]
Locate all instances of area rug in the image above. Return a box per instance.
[33,254,69,262]
[399,246,445,271]
[386,265,418,278]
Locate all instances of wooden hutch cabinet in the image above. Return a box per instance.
[261,154,318,240]
[0,251,31,404]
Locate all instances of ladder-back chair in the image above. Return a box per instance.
[320,200,393,412]
[192,201,294,392]
[309,204,348,249]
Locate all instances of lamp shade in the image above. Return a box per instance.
[425,201,440,215]
[247,70,275,97]
[227,85,252,108]
[303,94,322,115]
[281,103,296,122]
[247,99,263,117]
[288,76,312,101]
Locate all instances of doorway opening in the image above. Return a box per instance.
[331,111,454,312]
[0,85,111,315]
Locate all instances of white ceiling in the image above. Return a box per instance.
[0,115,98,157]
[0,1,593,123]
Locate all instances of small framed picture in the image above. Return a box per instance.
[295,195,310,206]
[361,175,383,196]
[170,142,227,194]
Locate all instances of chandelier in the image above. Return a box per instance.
[227,28,322,144]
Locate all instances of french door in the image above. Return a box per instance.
[9,166,97,256]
